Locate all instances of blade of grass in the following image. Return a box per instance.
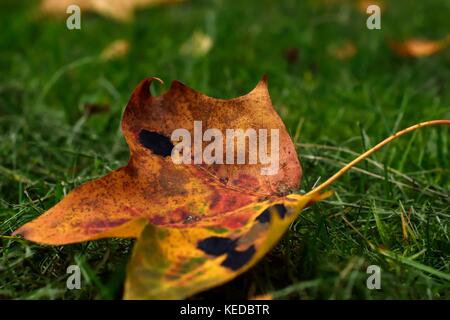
[379,249,450,281]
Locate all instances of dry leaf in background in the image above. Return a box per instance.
[83,103,110,116]
[356,0,385,13]
[328,41,357,60]
[389,36,450,57]
[249,294,273,300]
[100,39,130,61]
[180,31,214,57]
[40,0,183,22]
[283,48,300,65]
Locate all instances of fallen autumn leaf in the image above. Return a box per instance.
[12,76,450,299]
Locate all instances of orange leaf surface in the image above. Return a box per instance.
[13,76,301,245]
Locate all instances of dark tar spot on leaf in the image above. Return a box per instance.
[255,203,287,223]
[197,236,237,256]
[221,245,256,270]
[256,209,271,223]
[274,204,287,218]
[138,130,174,157]
[197,236,256,271]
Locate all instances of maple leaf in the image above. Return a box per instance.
[12,76,450,299]
[14,76,332,298]
[14,76,304,242]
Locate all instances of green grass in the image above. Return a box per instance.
[0,0,449,299]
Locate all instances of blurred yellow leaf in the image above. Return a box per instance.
[100,39,130,61]
[180,31,214,57]
[328,41,357,60]
[40,0,183,22]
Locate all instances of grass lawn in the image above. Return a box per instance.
[0,0,449,299]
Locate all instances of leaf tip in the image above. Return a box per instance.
[257,74,269,89]
[11,227,25,238]
[260,74,268,84]
[169,79,186,90]
[133,77,164,100]
[248,74,270,99]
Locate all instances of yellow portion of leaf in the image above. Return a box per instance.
[124,191,330,299]
[100,39,130,61]
[14,77,301,245]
